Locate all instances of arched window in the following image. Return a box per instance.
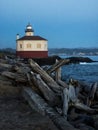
[27,43,31,48]
[37,43,41,48]
[20,44,22,49]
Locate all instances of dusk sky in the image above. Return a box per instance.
[0,0,98,49]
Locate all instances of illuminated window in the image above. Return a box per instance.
[37,43,41,48]
[27,43,31,48]
[20,44,22,48]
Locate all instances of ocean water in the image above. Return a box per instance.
[61,56,98,84]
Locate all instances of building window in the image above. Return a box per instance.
[27,43,31,48]
[20,44,22,48]
[37,43,41,48]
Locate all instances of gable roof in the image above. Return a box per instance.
[17,36,47,41]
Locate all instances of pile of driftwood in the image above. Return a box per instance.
[0,57,98,130]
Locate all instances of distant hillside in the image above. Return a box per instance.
[0,48,16,54]
[49,48,98,56]
[0,48,16,58]
[0,48,98,56]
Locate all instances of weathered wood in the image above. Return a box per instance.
[55,59,62,81]
[87,82,98,106]
[11,65,31,74]
[55,68,62,82]
[78,81,91,93]
[22,87,79,130]
[2,71,27,83]
[57,79,68,88]
[30,71,60,106]
[75,81,98,106]
[68,83,97,113]
[73,80,98,101]
[62,88,69,118]
[1,56,98,130]
[26,73,33,86]
[28,59,62,93]
[55,59,68,88]
[73,102,96,114]
[67,79,89,102]
[68,84,77,103]
[47,59,70,74]
[63,82,96,114]
[0,63,12,69]
[95,91,98,100]
[11,65,20,72]
[90,82,97,100]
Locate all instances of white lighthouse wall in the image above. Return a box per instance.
[17,40,48,51]
[25,32,34,36]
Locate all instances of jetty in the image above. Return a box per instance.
[0,55,98,130]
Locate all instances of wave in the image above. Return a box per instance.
[79,62,98,65]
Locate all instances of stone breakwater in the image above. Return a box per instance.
[0,55,98,130]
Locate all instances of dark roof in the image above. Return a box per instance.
[17,36,47,41]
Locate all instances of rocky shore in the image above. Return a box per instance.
[24,55,95,66]
[0,75,58,130]
[0,55,98,130]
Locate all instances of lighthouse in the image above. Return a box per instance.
[16,23,48,58]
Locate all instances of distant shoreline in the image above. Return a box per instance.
[0,47,98,56]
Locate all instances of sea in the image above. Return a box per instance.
[60,55,98,85]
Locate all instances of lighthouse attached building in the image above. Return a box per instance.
[16,24,48,58]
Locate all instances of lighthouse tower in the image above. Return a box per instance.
[25,23,34,36]
[16,23,48,58]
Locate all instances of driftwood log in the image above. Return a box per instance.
[0,63,12,69]
[46,59,70,74]
[62,82,96,117]
[28,59,62,93]
[62,88,69,118]
[22,87,79,130]
[30,71,60,106]
[55,59,68,88]
[1,57,98,130]
[2,71,27,83]
[87,82,98,106]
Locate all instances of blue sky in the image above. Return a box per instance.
[0,0,98,48]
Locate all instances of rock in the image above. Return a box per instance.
[93,115,98,130]
[24,55,61,66]
[66,56,93,63]
[74,115,95,127]
[75,123,95,130]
